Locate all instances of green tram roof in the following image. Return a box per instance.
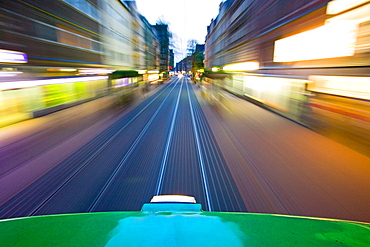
[0,203,369,246]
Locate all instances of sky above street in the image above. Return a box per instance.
[134,0,222,63]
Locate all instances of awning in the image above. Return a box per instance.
[203,72,230,79]
[110,70,139,79]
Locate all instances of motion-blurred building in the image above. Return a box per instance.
[140,16,160,71]
[0,0,164,127]
[176,56,192,75]
[1,0,103,78]
[204,0,370,156]
[153,24,170,78]
[192,44,205,78]
[0,0,162,76]
[124,0,145,70]
[101,0,136,70]
[169,49,174,72]
[176,44,204,79]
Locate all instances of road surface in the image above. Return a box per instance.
[1,76,369,223]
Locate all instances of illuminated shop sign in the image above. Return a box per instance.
[273,21,358,62]
[113,78,130,88]
[137,70,147,74]
[327,0,369,15]
[0,76,108,90]
[223,61,259,71]
[0,49,28,63]
[148,74,159,81]
[308,75,370,100]
[326,2,370,25]
[147,70,159,74]
[79,69,115,75]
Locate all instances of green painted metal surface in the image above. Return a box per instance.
[0,204,369,246]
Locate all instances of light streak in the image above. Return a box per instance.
[0,76,108,91]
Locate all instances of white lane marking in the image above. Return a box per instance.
[186,81,213,211]
[154,78,184,195]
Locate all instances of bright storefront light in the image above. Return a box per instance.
[308,75,370,100]
[327,0,369,15]
[0,49,28,63]
[273,21,358,62]
[0,76,108,91]
[223,61,259,71]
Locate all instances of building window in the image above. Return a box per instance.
[57,25,92,50]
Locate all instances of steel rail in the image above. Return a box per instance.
[4,79,180,217]
[188,84,245,212]
[186,81,213,211]
[154,78,184,195]
[87,79,183,211]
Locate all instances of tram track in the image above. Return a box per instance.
[0,77,246,219]
[151,80,245,212]
[186,82,213,211]
[154,79,184,196]
[87,79,183,212]
[2,76,369,223]
[186,82,246,212]
[0,79,181,218]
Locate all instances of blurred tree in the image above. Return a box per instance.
[194,51,204,69]
[156,15,169,25]
[187,39,197,56]
[187,40,204,82]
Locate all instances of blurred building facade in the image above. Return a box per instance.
[176,56,192,74]
[192,44,205,79]
[0,0,162,77]
[123,0,145,70]
[153,24,170,78]
[101,0,135,69]
[204,0,370,156]
[1,0,103,78]
[176,44,204,80]
[0,0,167,127]
[169,49,174,72]
[205,0,370,78]
[140,16,160,71]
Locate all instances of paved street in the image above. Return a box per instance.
[1,77,369,223]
